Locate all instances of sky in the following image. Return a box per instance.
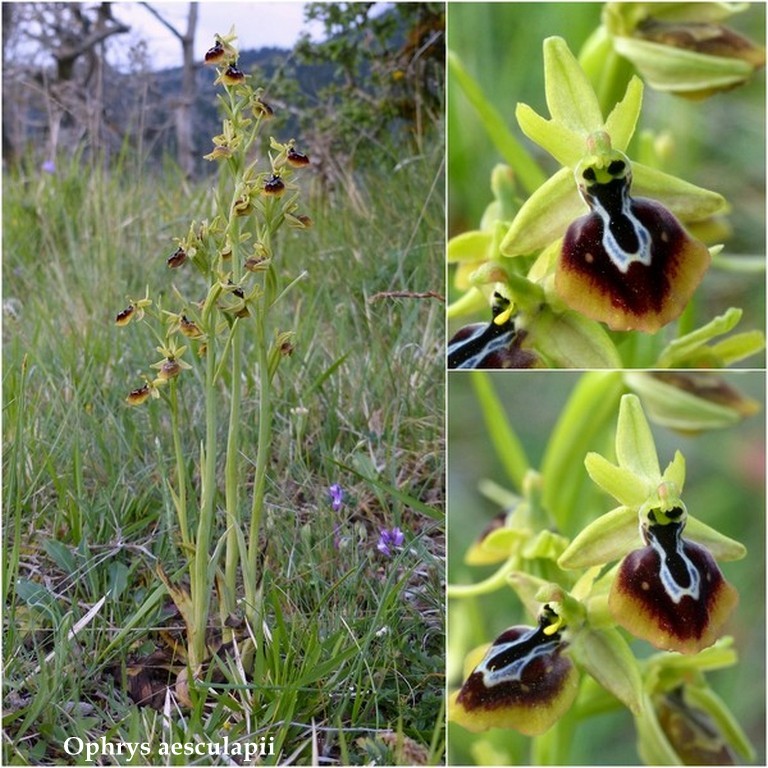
[112,2,327,70]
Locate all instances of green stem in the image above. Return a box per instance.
[223,216,244,627]
[169,380,191,551]
[190,312,218,671]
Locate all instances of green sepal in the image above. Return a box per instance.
[684,517,746,561]
[630,162,728,221]
[543,37,604,136]
[500,167,581,258]
[584,452,650,507]
[570,626,644,714]
[615,394,661,483]
[558,505,637,569]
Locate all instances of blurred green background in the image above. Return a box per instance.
[447,371,765,765]
[447,3,765,358]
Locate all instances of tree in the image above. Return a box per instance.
[139,2,199,178]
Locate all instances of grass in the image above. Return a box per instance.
[3,130,445,765]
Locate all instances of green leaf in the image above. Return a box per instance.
[470,371,530,492]
[448,50,546,195]
[615,394,661,482]
[540,372,624,531]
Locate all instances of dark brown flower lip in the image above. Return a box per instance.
[115,305,135,325]
[609,534,738,654]
[456,619,571,713]
[204,41,226,64]
[287,148,310,167]
[167,247,187,268]
[263,175,285,196]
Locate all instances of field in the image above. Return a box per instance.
[3,126,446,763]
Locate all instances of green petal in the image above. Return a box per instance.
[660,449,686,492]
[558,505,639,569]
[603,75,643,151]
[615,394,661,482]
[543,37,604,135]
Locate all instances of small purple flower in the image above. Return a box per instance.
[328,484,344,512]
[377,527,405,557]
[41,160,56,175]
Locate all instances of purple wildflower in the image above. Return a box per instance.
[329,484,344,512]
[41,160,56,175]
[377,527,405,557]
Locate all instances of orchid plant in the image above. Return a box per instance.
[448,372,759,764]
[115,29,310,690]
[448,3,765,368]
